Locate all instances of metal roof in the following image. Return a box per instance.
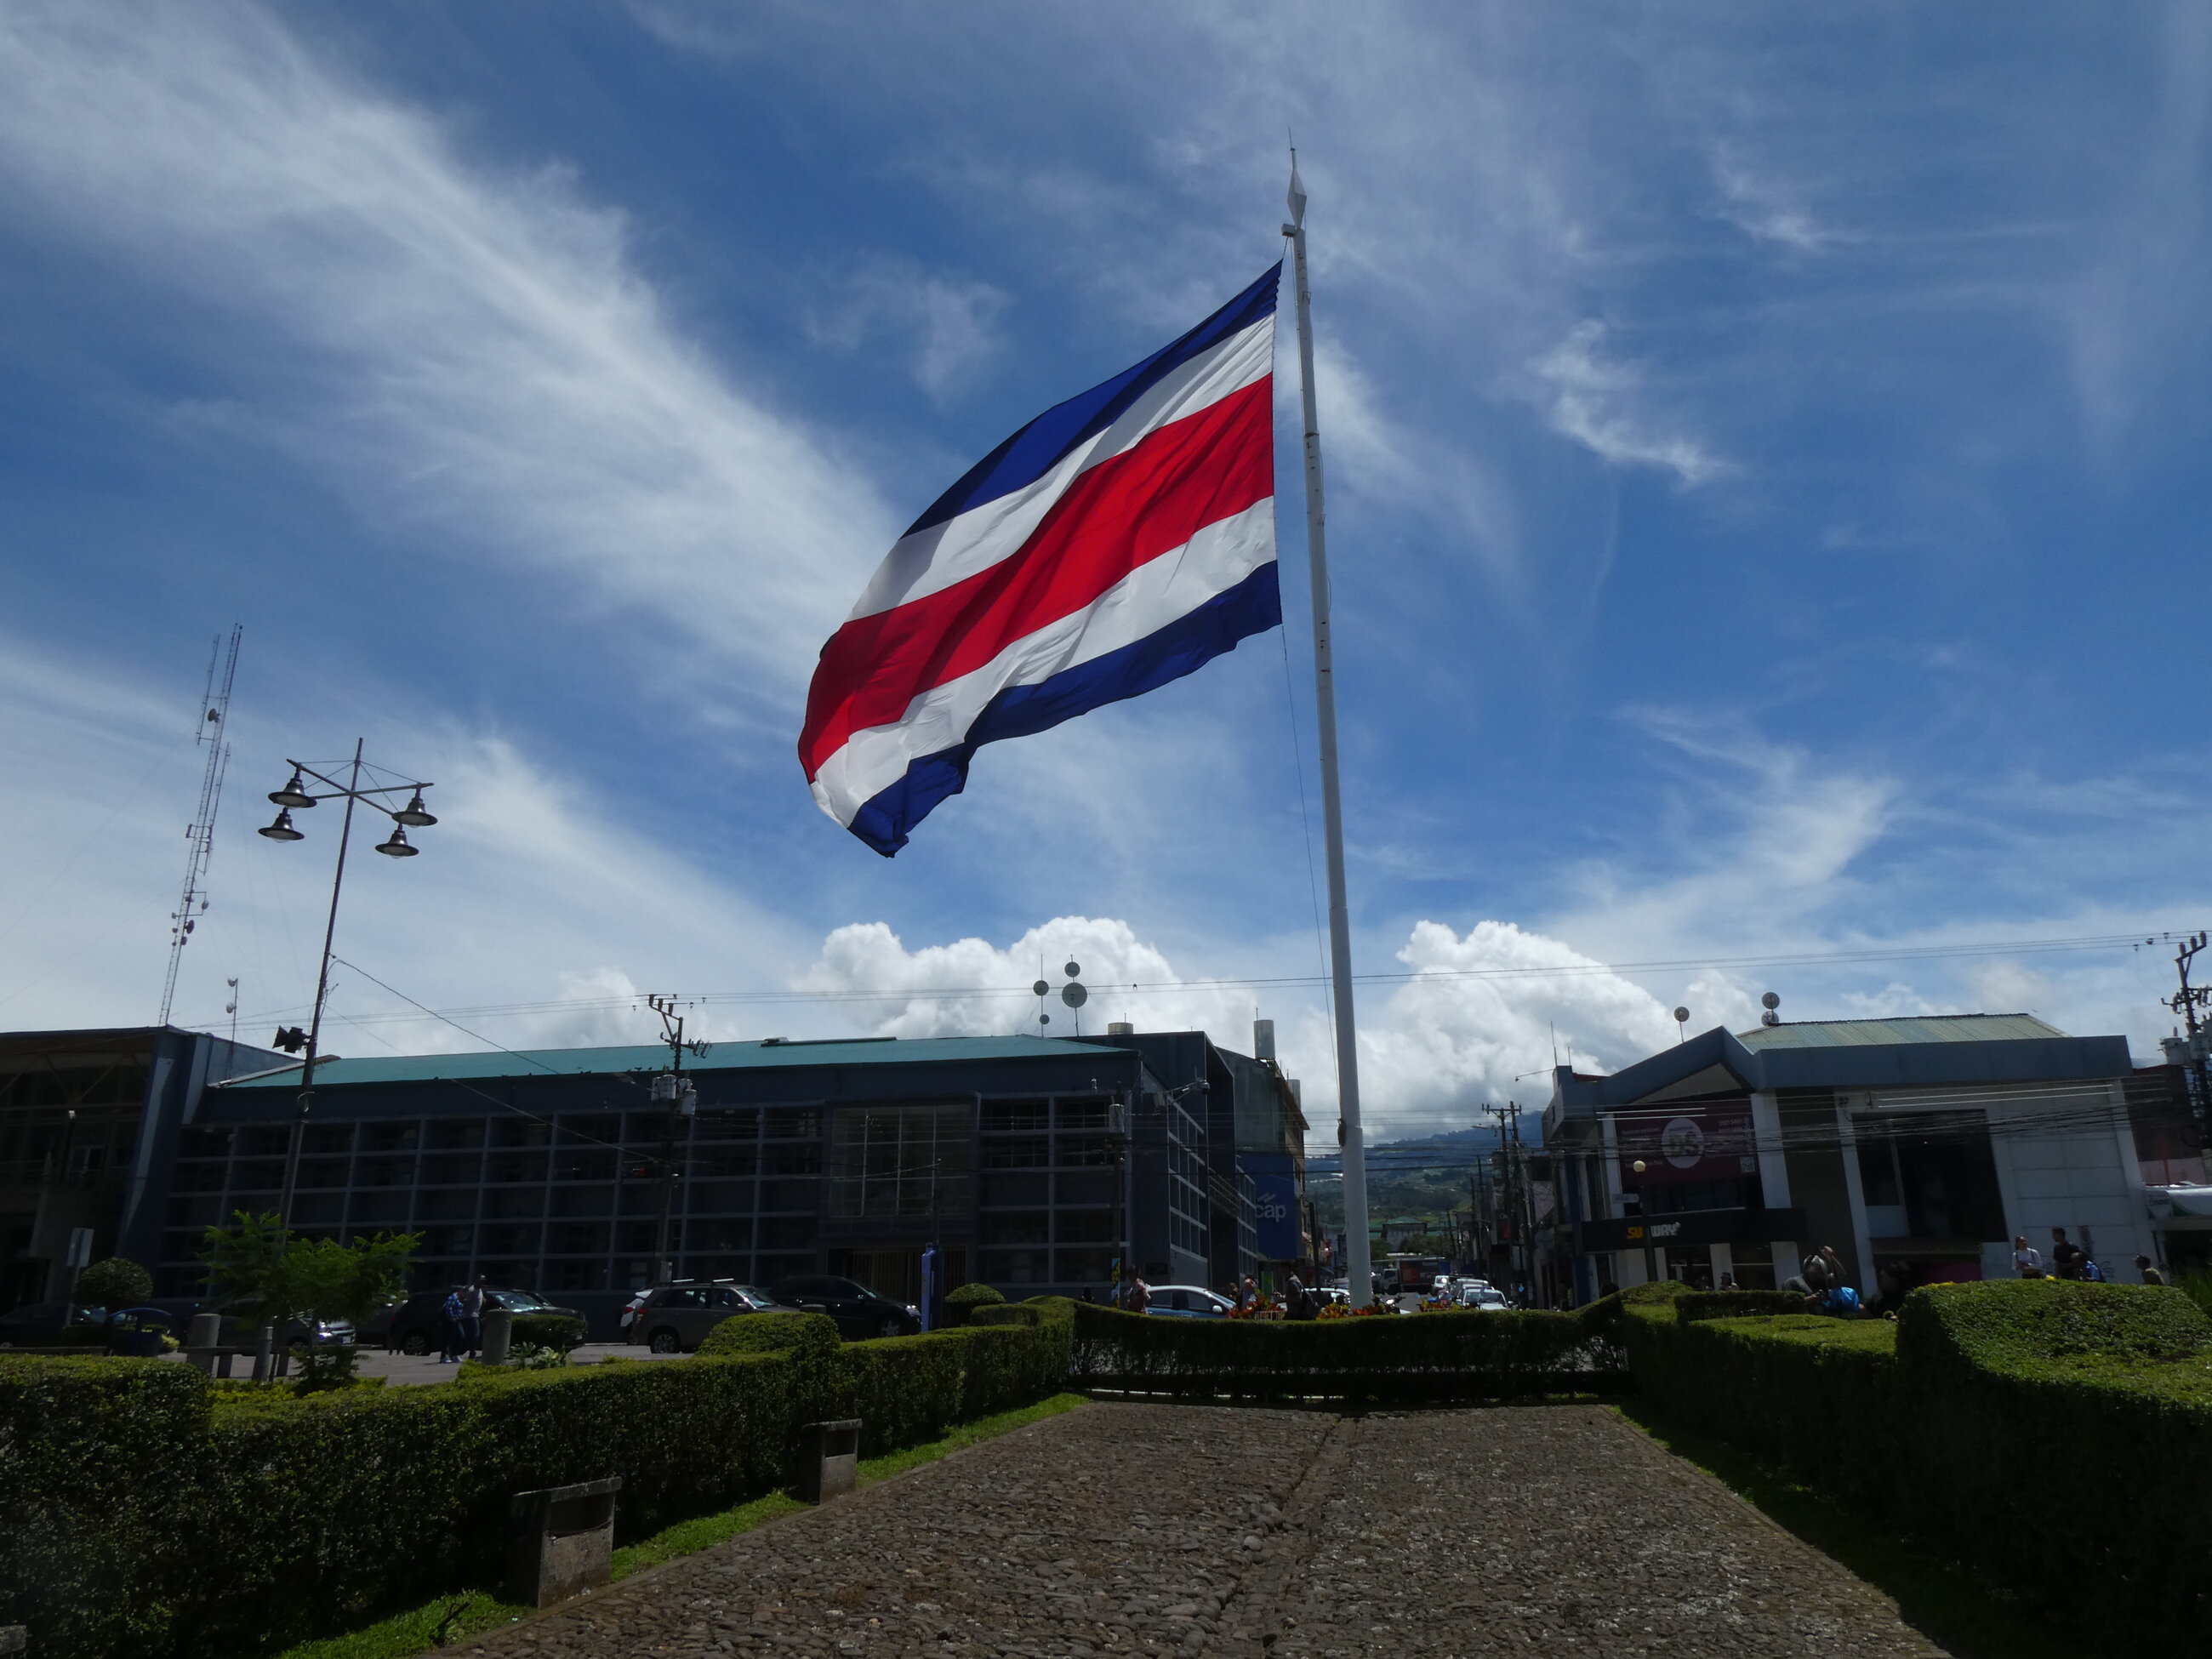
[1735,1014,2069,1050]
[217,1034,1104,1090]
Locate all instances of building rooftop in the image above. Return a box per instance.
[218,1033,1108,1090]
[1736,1014,2069,1051]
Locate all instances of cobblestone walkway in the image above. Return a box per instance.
[453,1403,1948,1659]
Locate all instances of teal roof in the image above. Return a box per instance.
[218,1034,1099,1090]
[1734,1013,2069,1052]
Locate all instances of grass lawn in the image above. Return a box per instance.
[276,1392,1090,1659]
[1616,1399,2118,1659]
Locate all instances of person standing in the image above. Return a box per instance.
[438,1288,466,1365]
[2012,1234,2044,1279]
[2136,1254,2167,1286]
[2050,1228,2084,1280]
[458,1275,486,1359]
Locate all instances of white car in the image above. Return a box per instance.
[1459,1286,1509,1310]
[1143,1285,1236,1318]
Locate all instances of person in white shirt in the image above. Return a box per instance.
[2012,1234,2044,1278]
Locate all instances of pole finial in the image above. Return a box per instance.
[1286,146,1307,229]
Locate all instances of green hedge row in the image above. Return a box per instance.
[1068,1300,1628,1404]
[1,1302,1075,1659]
[1622,1279,2212,1650]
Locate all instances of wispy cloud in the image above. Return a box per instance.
[0,1,891,716]
[806,260,1010,402]
[1711,151,1838,253]
[1527,322,1728,487]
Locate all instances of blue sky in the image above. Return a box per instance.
[3,2,2208,1132]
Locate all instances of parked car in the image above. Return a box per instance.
[1143,1285,1234,1318]
[384,1288,584,1354]
[0,1301,108,1346]
[765,1274,922,1340]
[624,1280,791,1353]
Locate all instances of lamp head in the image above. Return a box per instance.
[373,824,419,858]
[269,772,316,809]
[391,791,437,827]
[258,809,305,841]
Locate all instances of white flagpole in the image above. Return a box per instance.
[1285,155,1374,1309]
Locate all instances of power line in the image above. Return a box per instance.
[185,928,2194,1035]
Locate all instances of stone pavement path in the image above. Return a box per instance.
[453,1403,1949,1659]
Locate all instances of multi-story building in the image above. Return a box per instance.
[1545,1013,2165,1303]
[0,1027,284,1305]
[0,1022,1306,1334]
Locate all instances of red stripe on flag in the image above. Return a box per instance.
[801,375,1273,778]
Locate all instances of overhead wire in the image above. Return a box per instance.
[184,928,2194,1035]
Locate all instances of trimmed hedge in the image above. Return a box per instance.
[0,1357,208,1659]
[1,1302,1076,1659]
[1624,1280,2212,1651]
[943,1282,1006,1325]
[1069,1299,1626,1403]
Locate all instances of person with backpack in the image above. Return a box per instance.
[438,1288,467,1364]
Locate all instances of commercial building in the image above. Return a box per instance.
[0,1026,287,1305]
[1544,1013,2166,1303]
[0,1022,1307,1333]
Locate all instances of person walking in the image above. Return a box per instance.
[437,1288,466,1365]
[2137,1254,2167,1286]
[2050,1228,2084,1280]
[458,1275,487,1359]
[2012,1234,2044,1278]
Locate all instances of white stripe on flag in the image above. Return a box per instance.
[810,499,1277,822]
[841,315,1276,623]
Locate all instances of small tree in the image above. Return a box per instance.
[200,1211,418,1327]
[75,1256,152,1313]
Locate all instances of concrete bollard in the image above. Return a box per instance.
[795,1419,862,1504]
[251,1324,275,1382]
[480,1306,513,1366]
[505,1476,619,1608]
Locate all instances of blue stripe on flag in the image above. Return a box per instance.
[845,560,1283,856]
[903,265,1281,539]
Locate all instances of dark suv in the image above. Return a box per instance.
[383,1288,585,1354]
[623,1281,791,1353]
[766,1274,922,1340]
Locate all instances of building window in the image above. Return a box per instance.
[983,1099,1049,1133]
[983,1137,1050,1168]
[826,1103,972,1219]
[978,1248,1052,1284]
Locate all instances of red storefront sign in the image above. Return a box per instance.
[1616,1098,1757,1187]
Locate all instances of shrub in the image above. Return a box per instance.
[0,1357,207,1659]
[1624,1281,2212,1653]
[0,1300,1078,1659]
[1896,1277,2212,1371]
[72,1257,152,1313]
[942,1282,1006,1326]
[1069,1299,1623,1403]
[968,1303,1041,1327]
[696,1310,841,1360]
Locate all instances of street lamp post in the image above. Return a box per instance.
[258,739,436,1237]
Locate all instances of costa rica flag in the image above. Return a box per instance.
[800,265,1284,855]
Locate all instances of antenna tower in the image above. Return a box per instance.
[157,625,242,1028]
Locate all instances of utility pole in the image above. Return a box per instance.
[2165,933,2211,1127]
[646,994,704,1286]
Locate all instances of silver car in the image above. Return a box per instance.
[624,1281,785,1353]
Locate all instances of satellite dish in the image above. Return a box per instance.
[1673,1007,1690,1024]
[1063,961,1081,978]
[1040,1012,1051,1025]
[1032,979,1051,998]
[1760,991,1781,1010]
[1061,982,1088,1008]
